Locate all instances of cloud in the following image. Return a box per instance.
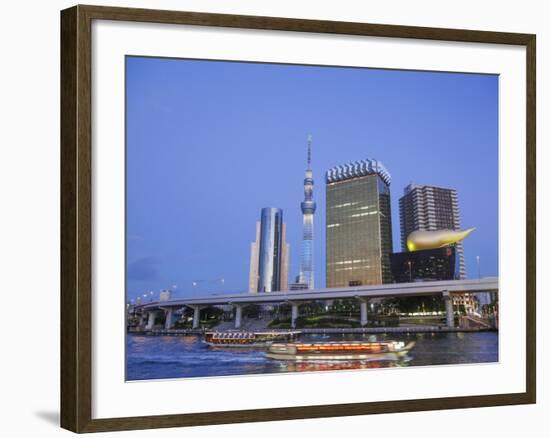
[127,256,160,281]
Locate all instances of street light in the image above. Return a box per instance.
[476,255,481,279]
[407,260,412,282]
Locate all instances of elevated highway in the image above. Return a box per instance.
[134,277,498,330]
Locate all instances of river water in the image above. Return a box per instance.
[126,331,498,381]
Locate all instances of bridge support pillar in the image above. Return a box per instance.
[359,299,368,326]
[138,312,147,328]
[290,302,299,329]
[192,306,201,329]
[234,305,242,329]
[145,310,157,331]
[443,291,455,328]
[164,308,174,330]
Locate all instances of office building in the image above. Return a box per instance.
[326,159,393,287]
[248,207,289,293]
[289,275,309,291]
[399,183,466,279]
[159,290,172,301]
[453,293,479,314]
[390,246,457,283]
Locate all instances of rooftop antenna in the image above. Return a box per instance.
[307,134,312,170]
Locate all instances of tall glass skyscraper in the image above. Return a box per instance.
[399,183,466,279]
[248,208,289,293]
[325,159,393,287]
[298,135,316,289]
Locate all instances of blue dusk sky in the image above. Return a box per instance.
[126,56,498,301]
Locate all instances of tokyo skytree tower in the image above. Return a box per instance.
[299,135,316,289]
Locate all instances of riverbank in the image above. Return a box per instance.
[132,325,497,336]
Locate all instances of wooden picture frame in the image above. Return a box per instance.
[60,4,536,433]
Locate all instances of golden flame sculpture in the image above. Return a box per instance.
[406,227,475,252]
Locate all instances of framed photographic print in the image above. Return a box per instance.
[60,4,536,433]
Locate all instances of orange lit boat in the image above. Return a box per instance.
[266,340,415,361]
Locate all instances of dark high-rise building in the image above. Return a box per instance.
[248,208,289,293]
[390,246,457,283]
[325,159,393,287]
[399,183,466,278]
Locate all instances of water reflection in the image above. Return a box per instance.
[282,358,410,373]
